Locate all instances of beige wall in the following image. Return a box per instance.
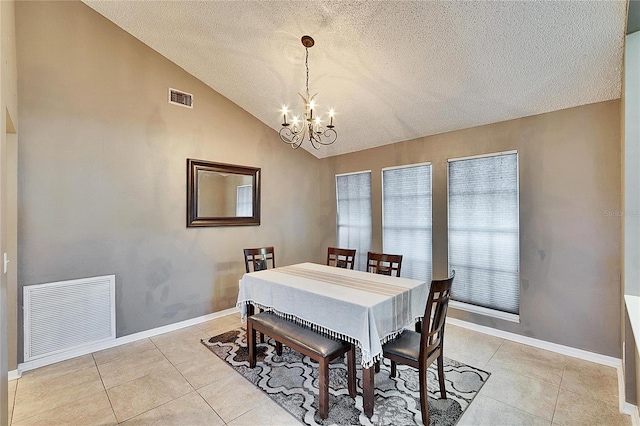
[319,100,622,357]
[15,1,325,362]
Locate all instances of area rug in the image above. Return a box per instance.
[202,327,489,426]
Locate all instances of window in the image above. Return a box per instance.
[236,185,253,217]
[448,152,519,315]
[336,171,372,271]
[382,163,432,281]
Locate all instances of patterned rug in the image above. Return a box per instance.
[202,328,489,426]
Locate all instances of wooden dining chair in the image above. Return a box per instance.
[244,246,275,273]
[381,271,455,426]
[243,246,275,344]
[326,247,356,269]
[366,252,403,277]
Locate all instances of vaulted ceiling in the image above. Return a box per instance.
[84,1,627,158]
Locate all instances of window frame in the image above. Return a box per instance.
[447,150,521,323]
[335,170,373,271]
[381,161,433,281]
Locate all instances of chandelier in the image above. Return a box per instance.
[279,35,337,150]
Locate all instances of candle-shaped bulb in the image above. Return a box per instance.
[282,105,288,126]
[292,115,300,127]
[329,108,334,127]
[314,116,321,132]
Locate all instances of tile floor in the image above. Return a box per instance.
[6,313,633,426]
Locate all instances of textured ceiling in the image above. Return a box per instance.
[83,1,626,159]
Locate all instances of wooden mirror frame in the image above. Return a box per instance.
[187,158,261,227]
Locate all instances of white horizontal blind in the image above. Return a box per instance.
[448,152,519,314]
[336,172,372,271]
[382,164,432,281]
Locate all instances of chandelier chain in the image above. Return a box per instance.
[305,47,310,95]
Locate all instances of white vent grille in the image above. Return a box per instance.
[169,88,193,108]
[24,275,116,362]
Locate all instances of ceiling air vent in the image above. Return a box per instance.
[168,88,193,108]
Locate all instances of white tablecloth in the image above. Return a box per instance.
[237,262,429,367]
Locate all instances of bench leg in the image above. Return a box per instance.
[319,358,329,419]
[275,341,283,356]
[347,344,356,398]
[375,360,380,373]
[248,322,257,368]
[390,360,397,377]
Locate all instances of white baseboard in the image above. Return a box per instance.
[447,317,621,367]
[18,307,240,373]
[8,369,21,381]
[626,404,640,426]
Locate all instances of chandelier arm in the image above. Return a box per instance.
[314,128,337,146]
[279,127,303,149]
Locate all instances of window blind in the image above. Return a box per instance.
[448,153,519,314]
[236,185,252,217]
[336,172,372,271]
[382,164,432,282]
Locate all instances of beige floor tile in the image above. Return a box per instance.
[8,378,17,425]
[16,365,101,399]
[198,315,242,338]
[198,372,272,423]
[149,326,208,349]
[480,368,559,421]
[121,391,224,426]
[227,398,301,426]
[107,365,193,423]
[561,358,619,406]
[12,367,105,423]
[486,341,566,386]
[444,325,504,368]
[458,394,551,426]
[18,354,95,386]
[174,354,236,389]
[93,338,156,366]
[97,347,172,389]
[553,387,631,426]
[11,391,116,426]
[155,338,217,366]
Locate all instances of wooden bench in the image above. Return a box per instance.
[247,311,356,419]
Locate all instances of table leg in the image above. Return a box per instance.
[362,365,375,418]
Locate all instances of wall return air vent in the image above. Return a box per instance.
[169,88,193,108]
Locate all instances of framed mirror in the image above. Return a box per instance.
[187,159,261,227]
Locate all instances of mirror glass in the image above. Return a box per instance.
[196,171,254,217]
[187,159,261,227]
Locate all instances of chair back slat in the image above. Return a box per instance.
[327,247,356,270]
[420,271,455,362]
[366,252,403,277]
[244,246,275,273]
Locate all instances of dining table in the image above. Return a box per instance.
[237,262,429,418]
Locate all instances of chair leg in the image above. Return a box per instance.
[275,341,283,356]
[437,354,446,399]
[319,359,329,419]
[248,322,257,368]
[375,360,380,373]
[419,364,429,426]
[390,360,396,378]
[347,344,356,398]
[415,319,422,333]
[258,308,265,343]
